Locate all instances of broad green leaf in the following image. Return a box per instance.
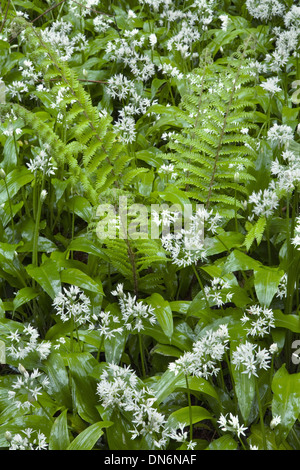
[44,352,72,410]
[60,268,103,294]
[0,168,33,205]
[254,266,284,307]
[67,421,112,450]
[230,341,256,423]
[26,260,61,299]
[12,287,39,313]
[272,364,300,444]
[274,310,300,333]
[222,249,261,275]
[49,409,70,450]
[207,435,238,450]
[167,406,212,429]
[147,293,173,339]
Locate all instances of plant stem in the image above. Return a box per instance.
[192,263,209,307]
[185,374,193,441]
[255,377,267,450]
[138,333,146,379]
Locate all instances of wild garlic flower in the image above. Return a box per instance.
[113,115,136,144]
[267,123,294,147]
[88,309,123,339]
[241,305,275,338]
[245,0,285,21]
[97,364,171,448]
[5,80,28,101]
[8,364,50,411]
[270,414,281,429]
[52,285,91,326]
[26,149,57,177]
[248,186,279,218]
[292,217,300,250]
[6,323,51,361]
[112,285,156,333]
[5,428,48,450]
[271,149,300,194]
[260,77,282,95]
[218,413,248,438]
[161,207,221,268]
[169,325,229,379]
[204,277,234,307]
[231,341,273,378]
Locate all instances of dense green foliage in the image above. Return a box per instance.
[0,0,300,451]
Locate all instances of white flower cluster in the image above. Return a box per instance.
[39,20,88,62]
[218,413,248,438]
[271,149,300,195]
[26,148,57,177]
[260,76,282,95]
[88,309,123,340]
[248,185,279,219]
[241,305,275,338]
[8,364,50,411]
[169,324,230,379]
[245,0,285,21]
[112,284,157,333]
[292,217,300,250]
[204,277,234,308]
[6,323,51,361]
[5,428,48,450]
[96,363,184,449]
[267,123,294,147]
[52,285,92,326]
[161,207,222,268]
[231,341,276,378]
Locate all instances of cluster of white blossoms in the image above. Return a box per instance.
[204,277,234,308]
[241,305,275,338]
[112,283,157,333]
[8,364,50,411]
[267,123,294,147]
[38,20,88,62]
[218,413,248,439]
[6,323,51,361]
[161,207,222,268]
[248,184,279,219]
[292,217,300,250]
[271,149,300,195]
[52,285,92,326]
[96,363,188,449]
[245,0,285,21]
[5,428,48,450]
[88,309,123,340]
[260,76,282,95]
[169,325,230,379]
[231,341,277,378]
[26,147,57,177]
[276,273,287,299]
[5,80,28,101]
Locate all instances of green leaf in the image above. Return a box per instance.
[49,409,70,450]
[222,249,261,275]
[230,341,256,423]
[207,435,238,450]
[12,287,39,313]
[167,406,212,429]
[26,260,61,299]
[67,421,113,450]
[60,268,103,294]
[147,293,173,339]
[254,266,285,307]
[272,364,300,444]
[274,310,300,333]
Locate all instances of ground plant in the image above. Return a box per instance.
[0,0,300,451]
